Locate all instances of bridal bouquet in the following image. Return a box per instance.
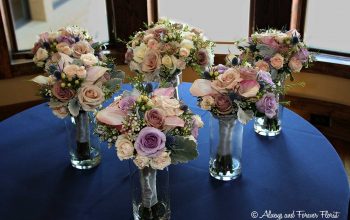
[31,26,125,118]
[95,85,203,170]
[234,29,313,82]
[125,19,214,85]
[190,65,278,123]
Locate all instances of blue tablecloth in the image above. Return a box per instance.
[0,83,348,220]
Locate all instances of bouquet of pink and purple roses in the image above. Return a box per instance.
[232,29,313,83]
[31,25,125,119]
[190,65,279,123]
[95,85,203,170]
[125,19,214,87]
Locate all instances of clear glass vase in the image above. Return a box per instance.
[64,111,101,169]
[209,114,243,181]
[254,104,284,137]
[130,163,170,220]
[142,71,182,99]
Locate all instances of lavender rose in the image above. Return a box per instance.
[294,48,309,62]
[197,49,209,66]
[118,96,136,112]
[257,71,274,86]
[214,94,233,115]
[256,93,278,118]
[145,108,165,129]
[135,127,166,158]
[52,82,75,101]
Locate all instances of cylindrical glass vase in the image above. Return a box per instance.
[130,163,170,220]
[254,104,284,136]
[209,115,243,181]
[64,111,101,169]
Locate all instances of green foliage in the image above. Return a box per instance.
[168,136,198,164]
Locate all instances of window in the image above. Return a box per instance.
[158,0,250,54]
[9,0,109,51]
[303,0,350,55]
[0,0,148,78]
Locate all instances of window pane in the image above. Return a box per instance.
[304,0,350,54]
[158,0,250,54]
[10,0,109,50]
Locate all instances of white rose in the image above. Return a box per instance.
[182,32,196,40]
[161,55,173,69]
[150,151,171,170]
[133,43,147,63]
[288,57,303,72]
[48,32,58,41]
[80,53,98,66]
[179,47,190,57]
[180,39,194,50]
[133,155,150,169]
[35,48,48,61]
[115,135,134,160]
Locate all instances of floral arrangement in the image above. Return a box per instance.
[190,65,279,123]
[95,84,203,170]
[31,26,125,118]
[125,19,215,85]
[233,29,313,82]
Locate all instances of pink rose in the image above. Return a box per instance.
[72,41,93,58]
[197,49,209,66]
[239,67,258,80]
[214,94,233,115]
[145,108,165,129]
[217,68,242,90]
[78,84,105,111]
[238,80,260,98]
[118,96,136,112]
[143,33,155,43]
[211,80,228,94]
[63,64,87,79]
[125,48,134,64]
[153,87,175,97]
[260,36,280,49]
[147,39,158,50]
[56,42,72,55]
[255,60,270,72]
[141,50,161,73]
[52,82,75,101]
[270,53,284,70]
[288,57,303,72]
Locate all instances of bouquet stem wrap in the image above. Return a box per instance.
[217,116,235,156]
[75,111,91,160]
[140,166,158,208]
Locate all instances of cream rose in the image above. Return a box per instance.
[180,39,194,50]
[63,64,87,79]
[270,53,284,70]
[200,96,215,110]
[161,55,173,69]
[192,115,204,128]
[80,53,98,66]
[56,42,72,55]
[141,49,161,73]
[133,43,147,63]
[34,48,49,61]
[133,155,150,169]
[255,60,270,72]
[150,151,171,170]
[48,32,58,41]
[152,96,183,116]
[115,135,134,160]
[78,84,105,111]
[182,32,196,40]
[179,47,190,57]
[288,57,303,72]
[72,41,93,58]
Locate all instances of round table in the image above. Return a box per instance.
[0,83,348,220]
